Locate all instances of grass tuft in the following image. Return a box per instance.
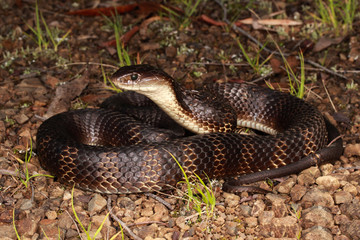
[167,151,216,220]
[310,0,357,36]
[70,186,123,239]
[25,0,71,51]
[161,0,203,30]
[236,38,272,76]
[102,9,132,67]
[15,138,53,188]
[283,51,306,99]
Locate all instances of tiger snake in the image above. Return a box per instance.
[36,64,343,193]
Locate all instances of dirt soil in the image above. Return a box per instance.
[0,0,360,239]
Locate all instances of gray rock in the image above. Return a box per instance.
[334,235,351,240]
[239,205,252,217]
[223,192,240,208]
[13,113,29,124]
[342,183,358,196]
[58,211,73,229]
[225,221,239,236]
[334,191,353,204]
[303,226,333,240]
[340,219,360,240]
[297,173,316,186]
[91,214,110,228]
[302,166,321,178]
[301,188,334,209]
[260,216,299,238]
[117,196,136,210]
[320,163,334,176]
[290,184,307,201]
[49,186,65,198]
[80,230,102,240]
[0,225,17,239]
[334,214,350,225]
[316,175,340,192]
[151,203,169,222]
[340,201,360,219]
[302,206,334,229]
[251,199,265,217]
[20,199,33,210]
[88,194,107,214]
[244,216,258,227]
[275,177,296,194]
[344,143,360,157]
[16,217,38,237]
[175,216,190,231]
[45,210,57,220]
[266,193,288,217]
[266,193,287,204]
[258,210,275,225]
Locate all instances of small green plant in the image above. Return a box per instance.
[101,63,122,93]
[168,152,216,220]
[289,203,302,239]
[17,138,53,188]
[265,178,274,189]
[284,51,306,99]
[267,48,307,99]
[71,186,123,240]
[25,1,71,51]
[161,0,203,30]
[290,203,302,219]
[71,98,88,110]
[310,0,357,36]
[346,80,359,90]
[192,71,203,78]
[5,116,15,125]
[236,38,272,76]
[102,11,132,67]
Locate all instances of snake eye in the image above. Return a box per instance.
[130,74,138,81]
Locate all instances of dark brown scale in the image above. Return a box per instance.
[36,65,343,194]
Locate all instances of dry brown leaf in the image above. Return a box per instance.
[44,70,90,118]
[313,36,345,52]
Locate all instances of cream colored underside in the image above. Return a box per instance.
[119,84,278,135]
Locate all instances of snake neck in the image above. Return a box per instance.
[111,65,236,134]
[144,80,211,134]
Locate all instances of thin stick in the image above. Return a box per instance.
[322,78,337,112]
[107,197,142,240]
[145,193,174,210]
[65,210,83,240]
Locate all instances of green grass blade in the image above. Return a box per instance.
[41,11,55,50]
[93,212,110,239]
[71,186,91,239]
[297,51,306,99]
[167,151,195,208]
[160,5,181,18]
[237,39,255,70]
[13,208,21,240]
[35,1,43,50]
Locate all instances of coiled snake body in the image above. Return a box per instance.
[36,65,343,193]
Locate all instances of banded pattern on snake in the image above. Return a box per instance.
[36,64,343,193]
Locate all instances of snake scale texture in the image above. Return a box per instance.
[36,65,343,193]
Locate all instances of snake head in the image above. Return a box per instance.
[111,64,175,94]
